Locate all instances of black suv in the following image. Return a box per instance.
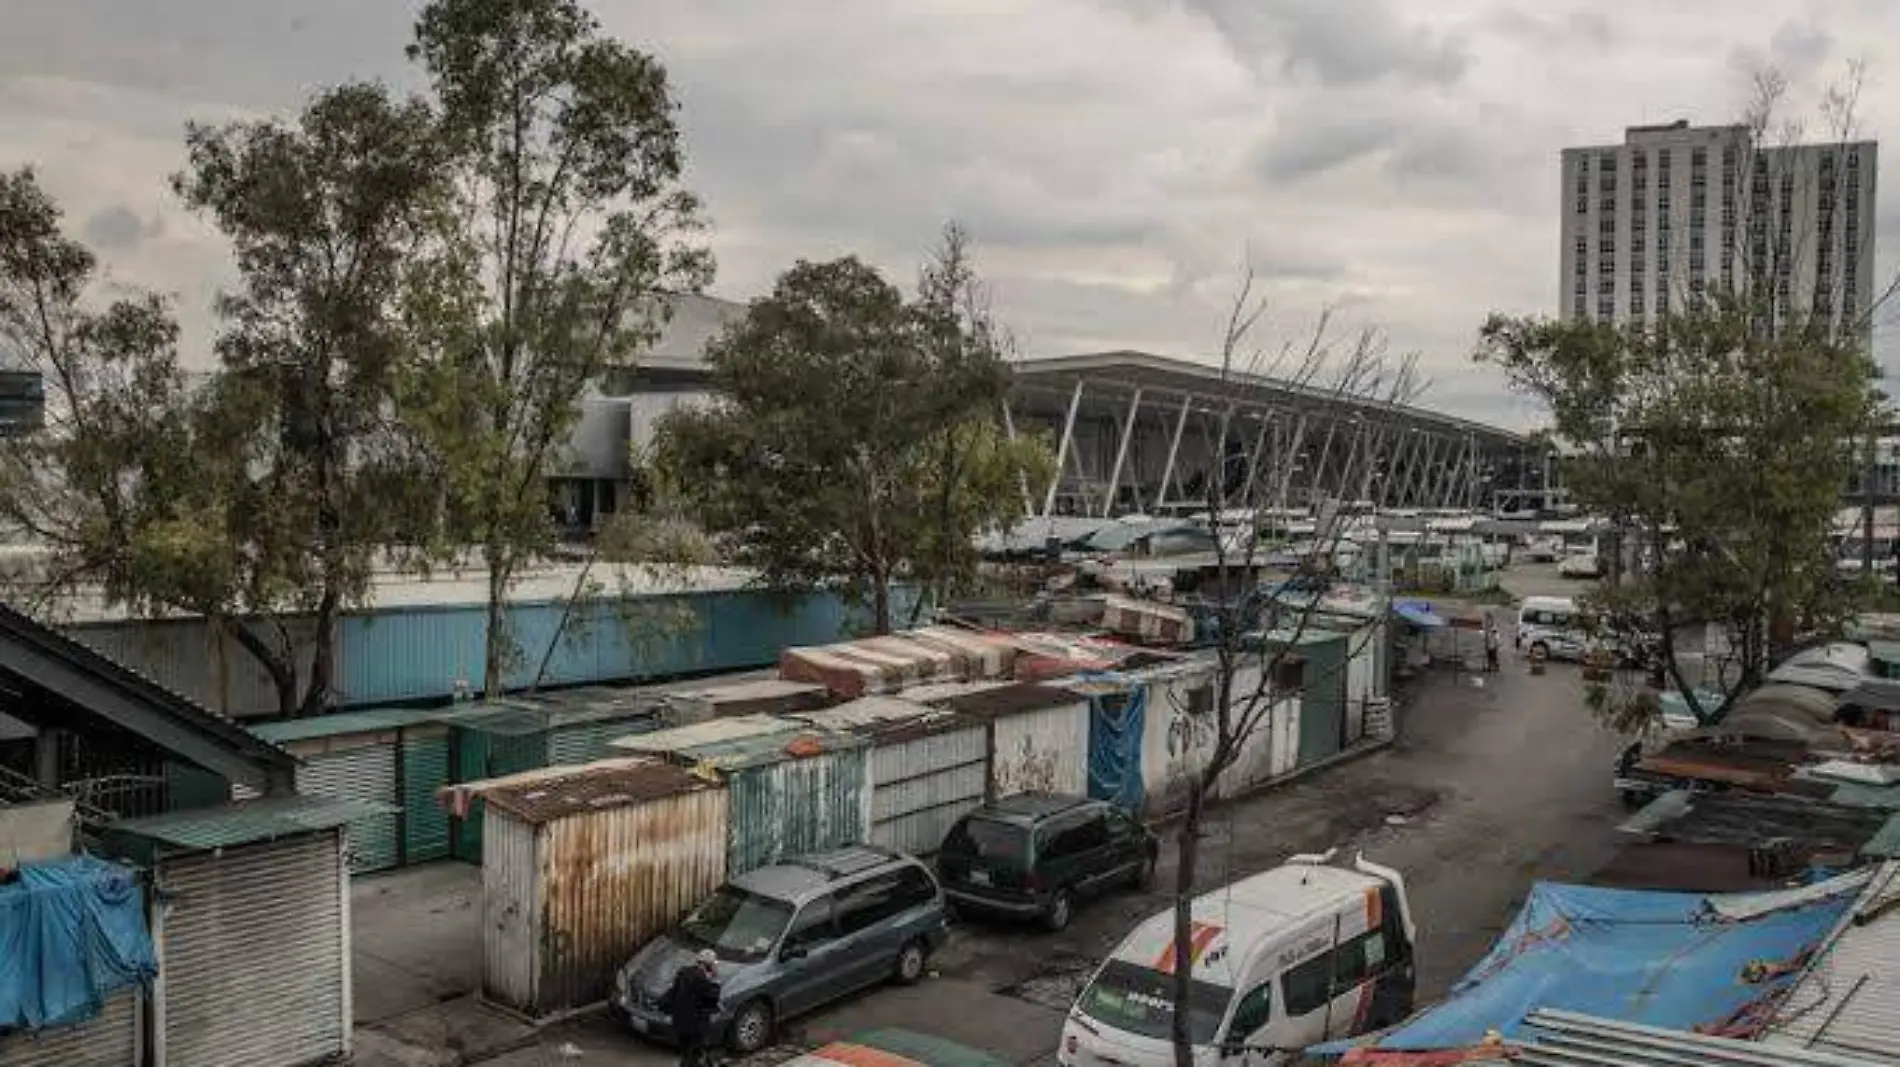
[935,793,1157,932]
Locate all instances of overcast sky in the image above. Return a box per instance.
[2,0,1895,429]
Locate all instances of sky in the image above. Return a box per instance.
[2,1,1897,430]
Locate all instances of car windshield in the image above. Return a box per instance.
[1078,960,1231,1044]
[941,816,1027,864]
[677,886,794,964]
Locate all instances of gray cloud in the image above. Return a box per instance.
[4,0,1899,431]
[83,204,161,252]
[1183,0,1470,88]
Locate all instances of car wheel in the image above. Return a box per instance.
[1043,889,1074,932]
[893,939,928,985]
[727,999,774,1056]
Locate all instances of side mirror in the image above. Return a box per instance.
[780,943,807,962]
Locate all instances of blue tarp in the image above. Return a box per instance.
[0,853,156,1030]
[1083,674,1147,813]
[1393,600,1446,629]
[1311,878,1858,1056]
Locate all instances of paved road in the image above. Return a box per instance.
[497,643,1631,1066]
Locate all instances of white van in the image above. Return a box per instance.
[1516,595,1590,661]
[1056,852,1415,1067]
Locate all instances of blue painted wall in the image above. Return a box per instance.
[335,585,914,708]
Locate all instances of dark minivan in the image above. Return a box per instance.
[936,793,1157,931]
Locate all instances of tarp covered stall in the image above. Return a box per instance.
[916,683,1091,801]
[0,854,155,1038]
[1071,675,1148,813]
[103,796,373,1067]
[1761,862,1900,1062]
[793,697,988,858]
[478,760,728,1018]
[1766,642,1873,694]
[1312,873,1866,1057]
[611,715,870,876]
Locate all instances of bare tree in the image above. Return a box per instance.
[1160,266,1424,1067]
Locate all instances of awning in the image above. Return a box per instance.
[1393,601,1447,629]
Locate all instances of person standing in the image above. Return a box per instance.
[664,948,723,1067]
[1484,614,1501,673]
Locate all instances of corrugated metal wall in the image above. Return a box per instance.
[866,725,988,857]
[1139,672,1216,818]
[65,615,336,720]
[530,788,730,1015]
[481,811,541,1013]
[336,586,914,709]
[1297,634,1348,766]
[547,715,658,767]
[727,749,870,875]
[401,726,453,864]
[989,700,1090,800]
[0,989,138,1067]
[296,743,400,875]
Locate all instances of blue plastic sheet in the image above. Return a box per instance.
[1393,601,1447,629]
[1084,675,1147,813]
[0,853,157,1031]
[1309,879,1856,1056]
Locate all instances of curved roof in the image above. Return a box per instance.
[1011,350,1529,449]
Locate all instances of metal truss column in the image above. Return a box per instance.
[1306,414,1342,506]
[1380,428,1422,508]
[1154,395,1192,510]
[1102,388,1144,517]
[1403,435,1443,507]
[1000,400,1032,518]
[1274,413,1312,515]
[1239,414,1273,509]
[1042,378,1085,518]
[1430,436,1471,509]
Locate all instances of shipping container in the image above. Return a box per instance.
[609,715,871,875]
[479,761,729,1017]
[916,683,1091,801]
[792,696,988,858]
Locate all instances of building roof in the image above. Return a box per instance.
[104,794,382,858]
[0,600,295,791]
[1517,1009,1890,1067]
[917,681,1087,720]
[481,760,714,825]
[1618,790,1892,857]
[793,696,973,744]
[1010,350,1528,448]
[1761,862,1900,1062]
[246,706,447,744]
[609,713,863,769]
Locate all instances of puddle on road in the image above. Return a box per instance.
[993,951,1100,1013]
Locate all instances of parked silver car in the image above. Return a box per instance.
[613,845,949,1054]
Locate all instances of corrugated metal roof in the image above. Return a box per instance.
[794,696,971,743]
[246,706,445,743]
[482,760,714,825]
[1762,863,1900,1062]
[106,794,387,853]
[610,713,864,769]
[1518,1009,1888,1066]
[1616,790,1891,854]
[919,682,1087,720]
[1863,814,1900,859]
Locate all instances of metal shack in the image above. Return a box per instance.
[102,795,372,1067]
[792,696,988,857]
[478,759,729,1018]
[610,714,870,876]
[911,682,1091,800]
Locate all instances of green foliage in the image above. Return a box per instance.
[1478,292,1879,725]
[163,82,450,715]
[652,226,1053,633]
[0,168,196,612]
[401,0,713,694]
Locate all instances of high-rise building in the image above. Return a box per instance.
[1558,120,1876,335]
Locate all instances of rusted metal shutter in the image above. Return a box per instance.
[0,990,139,1067]
[157,834,345,1067]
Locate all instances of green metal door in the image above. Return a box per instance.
[1295,633,1348,767]
[402,726,453,864]
[450,725,546,862]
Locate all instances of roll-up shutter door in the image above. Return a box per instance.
[0,990,138,1067]
[299,743,399,874]
[158,835,344,1067]
[401,727,452,865]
